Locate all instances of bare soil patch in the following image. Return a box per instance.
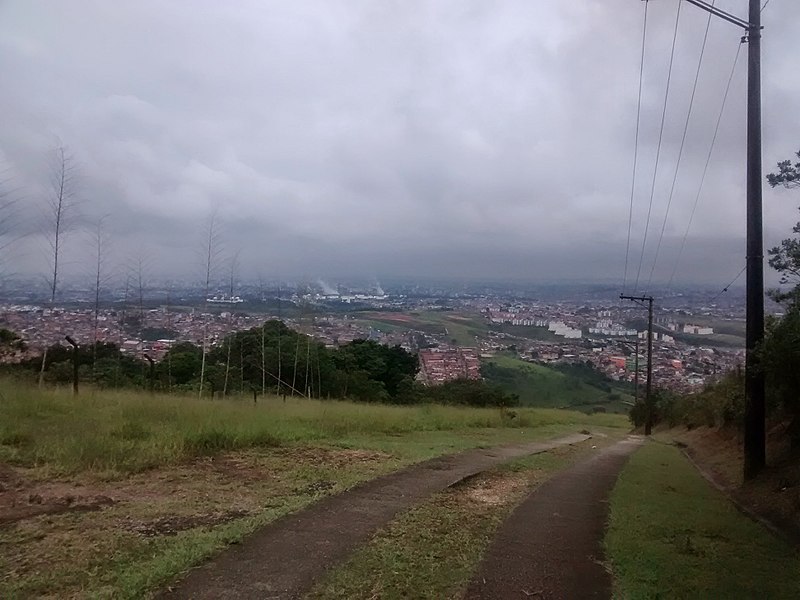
[0,445,399,598]
[0,463,116,525]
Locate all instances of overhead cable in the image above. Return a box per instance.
[644,0,717,294]
[622,0,650,294]
[667,41,743,289]
[709,265,747,303]
[634,0,684,293]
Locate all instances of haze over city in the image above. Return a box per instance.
[1,0,799,286]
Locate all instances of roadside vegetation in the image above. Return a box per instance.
[607,441,800,599]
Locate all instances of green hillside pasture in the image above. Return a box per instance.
[357,311,490,346]
[0,380,627,477]
[607,441,800,598]
[482,354,631,413]
[487,322,561,342]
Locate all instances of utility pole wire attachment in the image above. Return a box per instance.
[684,0,756,30]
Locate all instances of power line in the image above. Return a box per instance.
[634,0,683,293]
[622,0,650,294]
[667,41,743,288]
[761,0,771,12]
[644,0,717,295]
[710,264,747,303]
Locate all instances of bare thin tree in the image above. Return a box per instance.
[38,144,79,386]
[198,210,223,399]
[90,216,113,382]
[0,166,23,279]
[222,250,240,396]
[44,144,78,304]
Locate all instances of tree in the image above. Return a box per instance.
[0,165,22,279]
[0,328,25,359]
[90,216,112,379]
[767,149,800,304]
[198,210,223,398]
[44,144,79,304]
[767,149,800,189]
[763,149,800,448]
[223,250,240,396]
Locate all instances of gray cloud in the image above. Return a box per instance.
[0,0,798,289]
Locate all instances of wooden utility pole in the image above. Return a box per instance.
[621,294,654,435]
[634,337,640,403]
[65,335,79,396]
[144,354,156,395]
[684,0,765,479]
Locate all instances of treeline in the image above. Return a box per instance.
[5,320,517,407]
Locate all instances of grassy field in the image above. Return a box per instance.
[482,353,632,413]
[0,380,625,476]
[357,310,489,346]
[0,380,627,598]
[309,433,624,600]
[487,321,561,342]
[607,441,800,599]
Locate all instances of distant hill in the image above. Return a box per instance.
[481,353,633,414]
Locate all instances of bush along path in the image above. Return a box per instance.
[464,436,643,600]
[159,433,590,599]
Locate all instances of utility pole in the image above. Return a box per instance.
[634,337,640,403]
[683,0,765,478]
[144,354,156,395]
[65,335,79,396]
[621,294,654,435]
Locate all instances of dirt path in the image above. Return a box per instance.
[159,432,590,600]
[464,436,643,600]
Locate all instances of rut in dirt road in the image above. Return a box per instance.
[464,436,643,600]
[159,433,590,600]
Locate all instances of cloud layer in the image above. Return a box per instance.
[1,0,798,288]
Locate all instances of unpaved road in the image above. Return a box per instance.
[160,433,590,600]
[464,436,643,599]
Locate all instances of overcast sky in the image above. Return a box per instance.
[1,0,798,290]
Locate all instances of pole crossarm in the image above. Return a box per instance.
[684,0,756,30]
[619,293,653,304]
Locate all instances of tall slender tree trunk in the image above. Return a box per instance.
[198,211,220,399]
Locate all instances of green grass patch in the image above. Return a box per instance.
[606,441,800,599]
[0,379,627,477]
[482,353,632,413]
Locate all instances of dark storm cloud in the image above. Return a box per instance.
[0,0,798,287]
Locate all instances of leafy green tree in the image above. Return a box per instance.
[160,342,203,386]
[767,149,800,189]
[0,328,24,358]
[761,308,800,449]
[767,149,800,305]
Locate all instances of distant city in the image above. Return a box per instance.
[0,275,760,394]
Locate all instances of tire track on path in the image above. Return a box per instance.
[160,432,590,600]
[464,436,643,600]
